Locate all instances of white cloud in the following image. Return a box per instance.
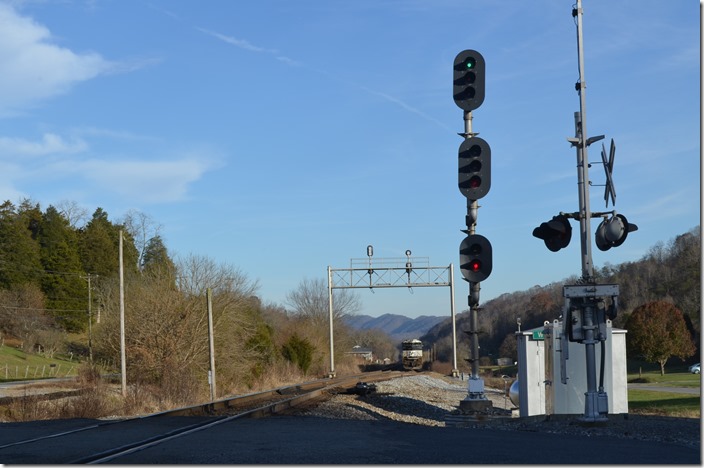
[71,156,217,204]
[0,126,220,205]
[0,133,88,156]
[196,27,278,54]
[0,3,115,116]
[197,27,302,67]
[71,126,160,143]
[0,160,25,201]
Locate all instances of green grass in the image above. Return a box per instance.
[628,389,700,418]
[627,368,701,388]
[0,345,80,381]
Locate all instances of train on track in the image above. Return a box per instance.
[400,339,423,370]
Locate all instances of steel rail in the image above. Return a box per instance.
[0,370,404,458]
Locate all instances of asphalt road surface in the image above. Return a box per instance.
[2,415,695,464]
[108,416,700,464]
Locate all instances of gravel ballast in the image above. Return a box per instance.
[299,373,700,450]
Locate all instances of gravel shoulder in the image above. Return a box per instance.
[299,372,701,450]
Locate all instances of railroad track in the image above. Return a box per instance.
[0,370,406,464]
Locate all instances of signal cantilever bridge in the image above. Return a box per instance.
[326,247,459,378]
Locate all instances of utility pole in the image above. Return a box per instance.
[206,288,217,401]
[119,229,127,398]
[81,273,95,363]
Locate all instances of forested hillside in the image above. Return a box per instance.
[344,313,445,341]
[0,199,367,400]
[422,226,701,366]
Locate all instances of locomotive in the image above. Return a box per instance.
[401,339,423,370]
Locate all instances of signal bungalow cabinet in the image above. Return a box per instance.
[516,320,628,417]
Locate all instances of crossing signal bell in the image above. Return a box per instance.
[458,137,491,200]
[459,234,492,283]
[453,49,485,112]
[595,214,638,251]
[533,214,572,252]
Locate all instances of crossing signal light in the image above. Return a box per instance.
[458,137,491,200]
[453,49,485,112]
[533,214,572,252]
[595,214,638,251]
[459,234,492,283]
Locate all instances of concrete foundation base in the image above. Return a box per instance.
[458,398,493,414]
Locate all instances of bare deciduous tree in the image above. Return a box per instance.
[55,200,89,229]
[94,254,265,401]
[120,210,163,270]
[285,277,360,329]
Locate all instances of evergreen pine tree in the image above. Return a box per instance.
[141,235,176,278]
[0,201,42,288]
[38,206,87,332]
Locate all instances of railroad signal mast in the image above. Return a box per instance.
[453,48,493,413]
[531,0,638,422]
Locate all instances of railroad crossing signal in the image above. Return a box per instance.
[458,137,491,200]
[532,214,572,252]
[601,139,616,207]
[453,49,485,112]
[459,234,492,283]
[594,214,638,251]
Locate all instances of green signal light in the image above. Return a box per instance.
[465,57,476,69]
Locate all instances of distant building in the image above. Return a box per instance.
[347,345,373,362]
[497,357,513,366]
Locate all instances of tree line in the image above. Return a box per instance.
[0,198,379,404]
[3,195,696,397]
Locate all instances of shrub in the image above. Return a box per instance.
[281,334,315,374]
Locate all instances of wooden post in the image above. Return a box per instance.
[206,288,217,401]
[119,230,127,397]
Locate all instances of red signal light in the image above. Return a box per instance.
[469,259,481,271]
[459,234,492,283]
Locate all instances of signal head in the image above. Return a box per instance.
[532,214,572,252]
[458,137,491,200]
[459,234,492,283]
[595,214,638,251]
[453,49,485,112]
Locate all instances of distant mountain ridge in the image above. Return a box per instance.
[343,313,446,341]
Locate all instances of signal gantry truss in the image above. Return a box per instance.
[329,256,451,290]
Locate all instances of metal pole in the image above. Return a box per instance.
[464,111,480,382]
[574,0,594,281]
[119,230,127,398]
[573,0,606,422]
[327,266,335,378]
[457,109,491,413]
[206,288,217,401]
[449,263,458,376]
[582,302,602,420]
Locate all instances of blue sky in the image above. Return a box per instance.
[0,0,699,319]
